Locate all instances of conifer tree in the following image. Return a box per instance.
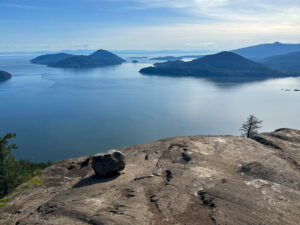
[0,133,18,196]
[240,115,263,139]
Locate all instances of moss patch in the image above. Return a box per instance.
[30,177,43,185]
[0,197,8,208]
[0,197,8,202]
[13,177,44,196]
[33,168,44,176]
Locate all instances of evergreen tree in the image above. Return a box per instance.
[240,115,263,139]
[0,133,18,196]
[0,133,52,198]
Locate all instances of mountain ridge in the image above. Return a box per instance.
[232,42,300,59]
[260,50,300,72]
[30,53,74,65]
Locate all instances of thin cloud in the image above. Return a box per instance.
[0,4,40,10]
[110,0,300,25]
[92,22,300,50]
[71,43,90,49]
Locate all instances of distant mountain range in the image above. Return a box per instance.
[260,51,300,72]
[0,71,12,82]
[0,49,212,56]
[0,49,95,56]
[140,51,295,83]
[31,50,125,68]
[232,42,300,59]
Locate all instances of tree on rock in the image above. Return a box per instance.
[240,115,263,139]
[0,133,18,196]
[0,133,52,198]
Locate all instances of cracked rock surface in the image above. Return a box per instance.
[1,128,300,225]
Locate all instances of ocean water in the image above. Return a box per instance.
[0,55,300,162]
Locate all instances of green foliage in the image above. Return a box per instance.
[0,197,8,202]
[0,133,18,197]
[67,164,77,170]
[30,177,43,185]
[0,133,51,199]
[0,197,8,208]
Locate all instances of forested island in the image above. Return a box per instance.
[31,49,125,68]
[0,71,12,82]
[140,51,297,82]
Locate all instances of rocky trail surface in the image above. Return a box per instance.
[1,128,299,225]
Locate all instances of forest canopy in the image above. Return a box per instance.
[0,133,51,199]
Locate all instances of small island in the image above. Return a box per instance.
[0,71,12,82]
[140,51,296,83]
[150,55,203,61]
[31,49,126,69]
[150,56,180,61]
[130,56,147,59]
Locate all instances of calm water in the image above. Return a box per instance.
[1,55,300,162]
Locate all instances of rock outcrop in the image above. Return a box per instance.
[0,128,300,225]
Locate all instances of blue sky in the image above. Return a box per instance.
[0,0,300,51]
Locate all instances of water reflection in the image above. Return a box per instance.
[0,55,299,162]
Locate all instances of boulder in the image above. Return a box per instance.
[92,151,125,178]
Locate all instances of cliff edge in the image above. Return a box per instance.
[0,128,299,225]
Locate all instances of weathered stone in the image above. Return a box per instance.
[92,151,125,178]
[1,129,300,225]
[239,162,275,179]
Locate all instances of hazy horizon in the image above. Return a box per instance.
[1,0,300,52]
[1,41,300,55]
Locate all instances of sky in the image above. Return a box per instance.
[0,0,300,52]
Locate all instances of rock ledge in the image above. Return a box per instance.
[0,128,299,225]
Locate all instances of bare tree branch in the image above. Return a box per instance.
[240,114,263,139]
